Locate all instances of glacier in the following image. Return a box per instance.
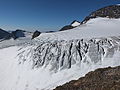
[0,18,120,90]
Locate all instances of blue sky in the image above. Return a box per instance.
[0,0,119,31]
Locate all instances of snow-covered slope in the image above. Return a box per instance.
[0,36,120,90]
[37,18,120,41]
[0,17,120,90]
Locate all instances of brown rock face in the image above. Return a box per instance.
[54,66,120,90]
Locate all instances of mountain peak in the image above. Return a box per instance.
[59,20,81,31]
[82,5,120,24]
[71,20,81,27]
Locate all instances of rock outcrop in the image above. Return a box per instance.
[32,30,41,39]
[55,66,120,90]
[59,25,74,31]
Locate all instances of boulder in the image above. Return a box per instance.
[32,30,41,39]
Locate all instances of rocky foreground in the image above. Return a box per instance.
[54,66,120,90]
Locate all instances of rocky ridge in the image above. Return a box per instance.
[55,66,120,90]
[82,5,120,24]
[60,4,120,31]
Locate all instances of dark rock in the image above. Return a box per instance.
[45,31,56,33]
[59,25,74,31]
[54,66,120,90]
[32,30,41,39]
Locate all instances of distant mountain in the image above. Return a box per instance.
[59,20,80,31]
[11,29,26,39]
[60,4,120,31]
[0,28,33,41]
[71,20,81,27]
[82,5,120,24]
[0,28,11,40]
